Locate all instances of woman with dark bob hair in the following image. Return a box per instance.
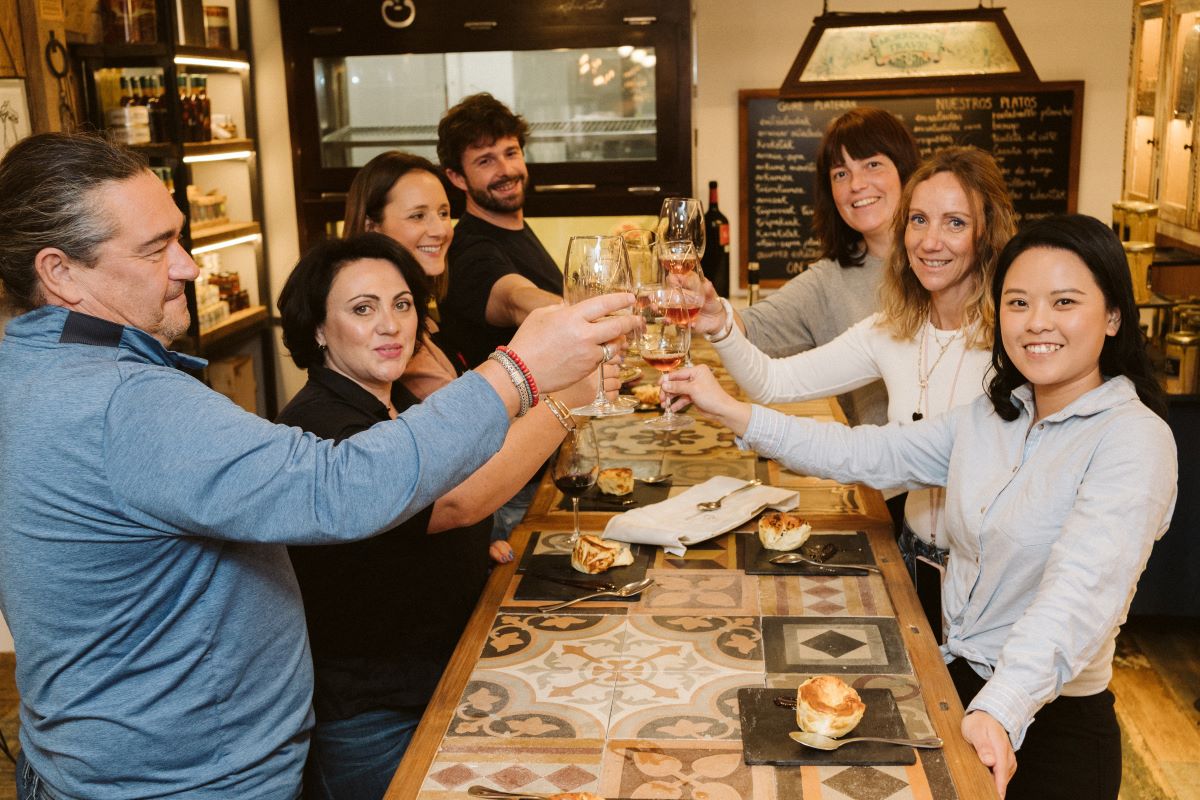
[662,214,1177,799]
[275,233,618,800]
[692,106,921,427]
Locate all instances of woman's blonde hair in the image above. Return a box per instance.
[878,146,1016,349]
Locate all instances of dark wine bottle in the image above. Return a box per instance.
[748,261,760,306]
[702,180,731,298]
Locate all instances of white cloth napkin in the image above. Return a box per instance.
[603,475,800,556]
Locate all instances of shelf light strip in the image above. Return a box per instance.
[183,150,253,164]
[191,233,261,255]
[174,55,250,71]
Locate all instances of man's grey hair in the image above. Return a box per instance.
[0,132,149,312]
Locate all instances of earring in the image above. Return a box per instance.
[319,344,327,352]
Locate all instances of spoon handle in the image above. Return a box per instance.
[467,786,553,799]
[538,588,616,612]
[841,736,944,748]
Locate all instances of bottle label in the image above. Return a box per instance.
[718,223,730,247]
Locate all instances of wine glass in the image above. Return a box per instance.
[657,197,705,259]
[563,235,635,417]
[639,285,694,431]
[658,239,704,366]
[618,229,659,407]
[552,422,600,544]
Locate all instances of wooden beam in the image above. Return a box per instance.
[16,0,69,132]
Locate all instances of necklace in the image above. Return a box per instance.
[912,320,962,421]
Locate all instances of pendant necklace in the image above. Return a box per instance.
[912,320,962,421]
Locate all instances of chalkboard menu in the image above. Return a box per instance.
[739,82,1083,285]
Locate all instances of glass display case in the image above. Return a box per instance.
[281,0,691,248]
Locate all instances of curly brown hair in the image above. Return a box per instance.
[436,93,530,176]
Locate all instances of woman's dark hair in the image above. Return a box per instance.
[343,151,442,237]
[278,233,431,370]
[986,214,1166,421]
[812,107,921,267]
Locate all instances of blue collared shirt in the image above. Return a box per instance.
[0,306,508,798]
[742,376,1177,748]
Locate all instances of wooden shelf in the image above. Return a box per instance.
[183,138,256,158]
[190,220,261,250]
[198,305,268,352]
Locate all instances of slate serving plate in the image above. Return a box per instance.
[513,531,652,602]
[556,479,671,512]
[738,687,917,766]
[740,531,876,576]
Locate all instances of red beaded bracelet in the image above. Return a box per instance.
[496,346,539,407]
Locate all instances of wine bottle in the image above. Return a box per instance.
[748,261,760,306]
[701,180,731,298]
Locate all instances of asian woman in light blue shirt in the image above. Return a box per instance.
[665,215,1176,800]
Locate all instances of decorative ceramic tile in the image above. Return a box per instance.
[770,760,938,800]
[638,569,761,615]
[446,668,614,740]
[608,671,761,740]
[479,614,626,674]
[654,532,739,570]
[761,616,911,676]
[593,414,737,458]
[599,739,777,798]
[756,573,892,617]
[419,737,604,798]
[764,674,936,739]
[620,615,764,674]
[662,456,758,486]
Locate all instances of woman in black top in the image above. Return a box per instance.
[276,234,527,800]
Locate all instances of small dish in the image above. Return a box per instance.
[619,366,643,385]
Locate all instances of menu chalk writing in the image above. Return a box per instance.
[739,83,1082,285]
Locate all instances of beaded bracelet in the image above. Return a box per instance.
[496,345,540,407]
[487,350,532,416]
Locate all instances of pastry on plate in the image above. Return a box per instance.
[631,383,660,406]
[795,675,866,738]
[550,792,604,800]
[597,466,634,496]
[571,534,634,574]
[758,511,812,551]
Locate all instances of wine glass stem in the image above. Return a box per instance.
[661,373,675,422]
[592,367,607,407]
[571,497,582,542]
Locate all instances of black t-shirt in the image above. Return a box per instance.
[440,212,564,366]
[276,367,490,721]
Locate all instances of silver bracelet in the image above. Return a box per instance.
[706,297,736,343]
[487,351,532,416]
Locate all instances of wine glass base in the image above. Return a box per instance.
[614,395,639,409]
[571,402,635,417]
[643,413,694,430]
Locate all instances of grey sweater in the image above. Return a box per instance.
[740,254,888,425]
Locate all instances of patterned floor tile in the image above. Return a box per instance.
[765,674,936,739]
[447,668,614,740]
[599,739,778,799]
[620,615,764,673]
[762,616,911,676]
[608,671,763,741]
[756,573,893,617]
[419,737,604,798]
[638,569,761,615]
[478,614,626,675]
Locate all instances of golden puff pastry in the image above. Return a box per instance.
[795,675,866,738]
[597,467,634,496]
[631,383,660,406]
[757,511,812,551]
[571,534,634,575]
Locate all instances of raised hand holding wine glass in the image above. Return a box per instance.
[640,284,695,431]
[552,423,600,544]
[563,234,635,417]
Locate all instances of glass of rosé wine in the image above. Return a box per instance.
[639,284,695,431]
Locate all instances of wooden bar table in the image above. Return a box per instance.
[387,345,997,800]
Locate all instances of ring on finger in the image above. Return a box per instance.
[600,343,613,364]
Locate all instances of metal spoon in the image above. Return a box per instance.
[770,552,881,574]
[467,786,554,800]
[635,473,672,484]
[695,479,762,512]
[789,731,943,750]
[537,576,654,612]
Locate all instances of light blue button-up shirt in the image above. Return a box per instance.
[0,306,509,799]
[743,376,1177,748]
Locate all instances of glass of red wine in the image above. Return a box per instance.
[639,285,694,431]
[552,422,600,543]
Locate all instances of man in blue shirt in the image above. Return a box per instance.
[0,132,634,800]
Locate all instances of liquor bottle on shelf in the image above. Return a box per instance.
[195,77,212,142]
[147,76,168,142]
[747,261,760,306]
[701,180,730,298]
[179,75,196,142]
[119,75,133,107]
